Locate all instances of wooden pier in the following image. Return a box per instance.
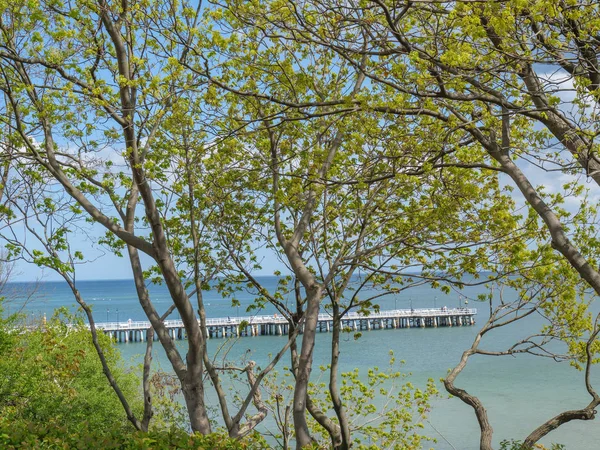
[94,308,477,343]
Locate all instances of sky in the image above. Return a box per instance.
[6,67,595,282]
[10,236,283,282]
[13,251,135,282]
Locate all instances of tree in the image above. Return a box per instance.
[189,5,552,447]
[197,1,600,448]
[0,0,270,436]
[3,1,597,449]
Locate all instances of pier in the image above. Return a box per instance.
[94,308,477,343]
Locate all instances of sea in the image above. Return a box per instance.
[2,276,598,450]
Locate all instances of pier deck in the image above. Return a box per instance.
[94,307,477,343]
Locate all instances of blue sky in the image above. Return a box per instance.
[13,252,134,281]
[11,236,282,282]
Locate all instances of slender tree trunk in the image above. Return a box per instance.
[98,3,212,433]
[523,407,597,448]
[329,303,350,449]
[293,287,322,449]
[444,346,494,450]
[68,281,144,430]
[142,327,154,432]
[489,150,600,296]
[181,376,211,433]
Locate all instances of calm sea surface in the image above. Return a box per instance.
[3,277,598,449]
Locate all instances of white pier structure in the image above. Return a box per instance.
[94,308,477,343]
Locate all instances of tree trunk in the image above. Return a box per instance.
[293,287,322,449]
[444,346,494,450]
[329,303,350,449]
[182,372,212,434]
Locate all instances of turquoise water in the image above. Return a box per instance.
[3,277,599,449]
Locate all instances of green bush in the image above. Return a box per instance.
[0,419,268,449]
[0,305,270,449]
[0,306,140,435]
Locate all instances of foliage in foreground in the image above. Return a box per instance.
[0,302,437,449]
[254,351,436,450]
[0,304,268,449]
[0,419,267,450]
[0,306,139,435]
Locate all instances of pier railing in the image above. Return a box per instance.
[94,307,477,332]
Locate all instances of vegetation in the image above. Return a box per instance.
[0,303,268,448]
[261,354,438,450]
[0,420,266,450]
[0,0,599,449]
[0,305,138,436]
